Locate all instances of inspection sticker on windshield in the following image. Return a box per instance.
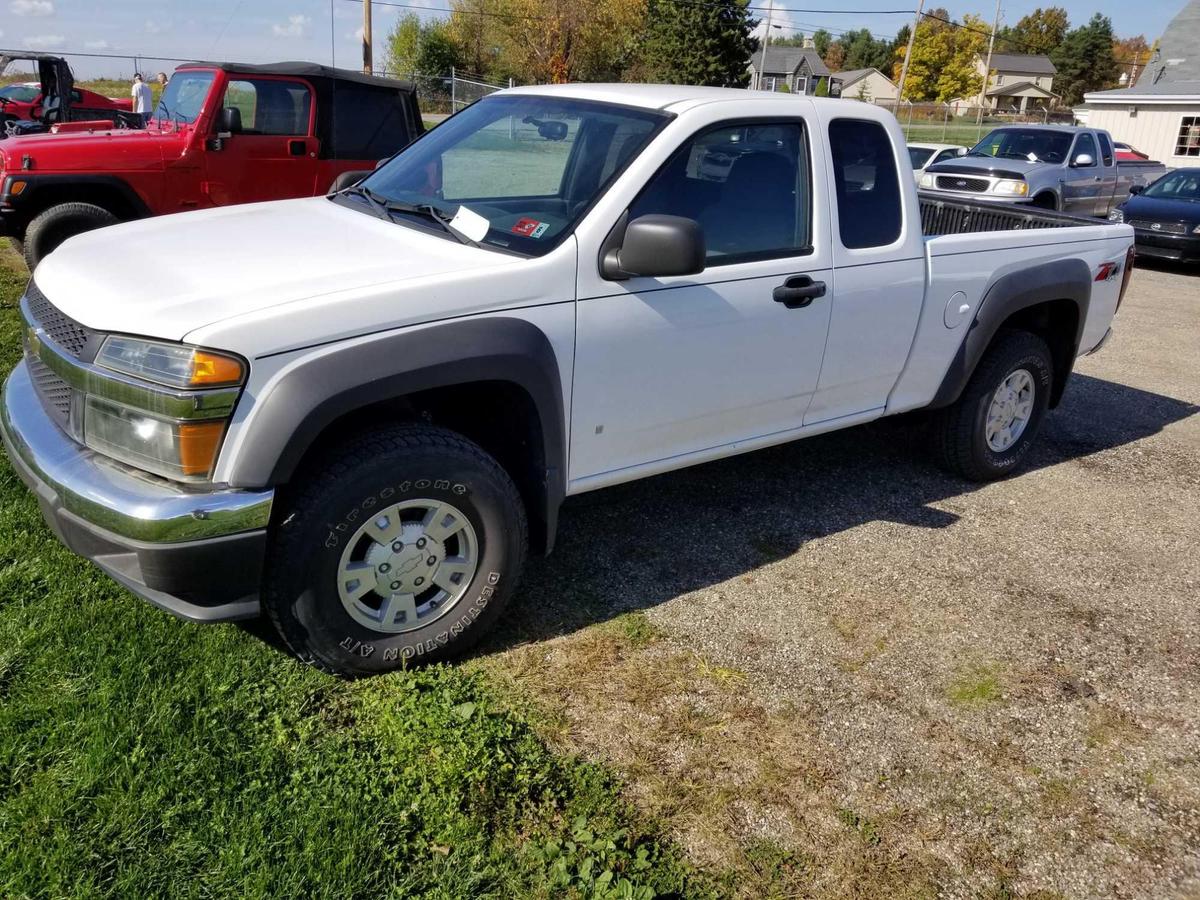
[511,217,550,238]
[449,205,490,242]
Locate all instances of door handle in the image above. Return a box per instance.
[773,275,826,309]
[288,139,306,156]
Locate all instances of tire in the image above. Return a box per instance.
[262,424,528,676]
[23,202,119,271]
[931,329,1054,481]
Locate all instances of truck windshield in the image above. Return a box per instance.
[908,147,935,169]
[1142,171,1200,201]
[353,95,668,256]
[152,70,215,125]
[968,128,1074,164]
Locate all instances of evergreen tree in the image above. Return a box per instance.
[1051,14,1118,106]
[636,0,759,87]
[812,29,833,58]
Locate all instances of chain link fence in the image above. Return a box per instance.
[872,100,1078,147]
[375,69,512,117]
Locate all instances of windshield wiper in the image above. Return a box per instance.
[337,183,392,221]
[385,200,480,248]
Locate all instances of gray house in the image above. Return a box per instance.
[747,46,839,95]
[1083,0,1200,166]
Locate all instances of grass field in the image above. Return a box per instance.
[0,244,710,898]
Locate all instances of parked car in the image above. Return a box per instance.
[1,54,135,137]
[1113,141,1149,161]
[919,124,1165,215]
[1109,168,1200,263]
[907,142,966,182]
[0,61,424,270]
[0,80,131,130]
[0,85,1134,675]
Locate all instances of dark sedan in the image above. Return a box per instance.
[1110,168,1200,263]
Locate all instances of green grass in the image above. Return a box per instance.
[0,246,712,897]
[946,664,1004,706]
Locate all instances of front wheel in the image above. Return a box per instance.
[262,424,528,676]
[931,329,1054,481]
[23,202,119,271]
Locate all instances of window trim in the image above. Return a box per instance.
[216,73,317,138]
[1070,132,1098,167]
[617,115,816,270]
[827,116,905,251]
[1097,132,1114,167]
[1175,115,1200,158]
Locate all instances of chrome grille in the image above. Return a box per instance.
[936,175,991,193]
[1128,219,1188,235]
[24,282,93,359]
[26,351,72,427]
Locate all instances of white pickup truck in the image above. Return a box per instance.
[2,85,1135,675]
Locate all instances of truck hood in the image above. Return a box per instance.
[1119,193,1200,226]
[926,156,1044,179]
[33,196,526,348]
[3,126,173,170]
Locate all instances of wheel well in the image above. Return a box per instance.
[1031,191,1057,210]
[291,380,554,554]
[996,299,1079,407]
[15,182,144,234]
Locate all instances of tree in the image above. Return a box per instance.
[385,15,463,77]
[634,0,758,87]
[385,13,423,75]
[823,41,845,72]
[897,9,987,102]
[997,6,1068,56]
[1051,13,1118,106]
[1112,34,1151,87]
[812,29,832,58]
[839,28,893,72]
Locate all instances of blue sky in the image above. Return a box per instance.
[0,0,1185,79]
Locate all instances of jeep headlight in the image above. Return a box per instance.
[993,179,1029,196]
[84,337,246,480]
[1109,208,1124,223]
[919,173,934,188]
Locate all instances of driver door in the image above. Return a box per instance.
[203,75,320,206]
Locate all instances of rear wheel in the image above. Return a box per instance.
[23,202,119,271]
[931,330,1053,481]
[262,424,528,676]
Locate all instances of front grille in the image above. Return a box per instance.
[1128,219,1188,235]
[936,175,991,193]
[24,282,94,359]
[26,351,72,427]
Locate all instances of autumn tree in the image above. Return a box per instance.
[634,0,759,87]
[997,6,1068,56]
[386,14,464,76]
[897,9,987,101]
[1112,34,1151,87]
[1051,13,1118,106]
[823,41,845,72]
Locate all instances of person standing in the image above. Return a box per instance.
[131,73,153,126]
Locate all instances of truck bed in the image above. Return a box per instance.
[919,193,1107,236]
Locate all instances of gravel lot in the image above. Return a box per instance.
[480,261,1200,898]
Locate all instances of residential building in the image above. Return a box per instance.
[977,52,1058,111]
[837,68,899,103]
[747,46,839,95]
[1083,0,1200,166]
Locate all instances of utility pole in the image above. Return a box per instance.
[976,0,1001,124]
[896,0,924,109]
[362,0,373,74]
[755,0,774,91]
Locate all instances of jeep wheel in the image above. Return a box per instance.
[263,424,528,676]
[931,329,1053,481]
[23,202,119,271]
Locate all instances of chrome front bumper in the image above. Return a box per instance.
[1,360,274,621]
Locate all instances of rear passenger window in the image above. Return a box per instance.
[628,122,811,265]
[828,119,902,249]
[1098,133,1114,166]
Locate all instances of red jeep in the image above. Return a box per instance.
[1,54,137,138]
[0,61,423,269]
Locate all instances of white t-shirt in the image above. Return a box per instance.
[132,81,153,114]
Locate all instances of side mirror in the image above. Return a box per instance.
[601,214,706,280]
[1071,152,1094,167]
[218,106,242,135]
[956,147,968,156]
[1129,184,1145,195]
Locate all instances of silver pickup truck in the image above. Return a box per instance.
[919,125,1166,216]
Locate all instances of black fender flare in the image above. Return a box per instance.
[228,315,566,551]
[1,173,151,230]
[930,258,1091,410]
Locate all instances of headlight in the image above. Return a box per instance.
[84,397,228,480]
[920,173,934,188]
[96,336,244,388]
[1109,208,1124,223]
[993,179,1029,196]
[1193,224,1200,234]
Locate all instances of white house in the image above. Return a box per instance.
[977,52,1058,111]
[1082,0,1200,167]
[836,68,898,103]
